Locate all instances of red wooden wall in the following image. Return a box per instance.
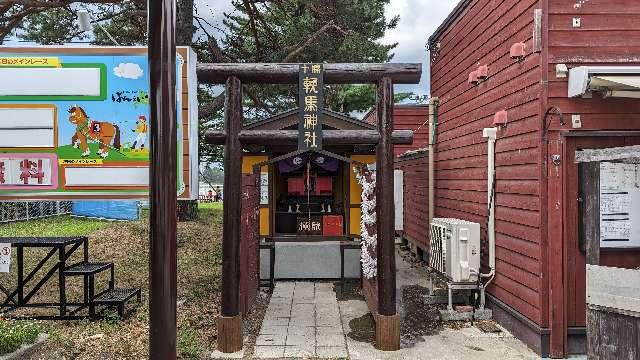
[546,0,640,331]
[364,105,429,156]
[395,153,430,251]
[429,0,545,330]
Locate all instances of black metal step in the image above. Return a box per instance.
[64,261,113,276]
[92,287,141,305]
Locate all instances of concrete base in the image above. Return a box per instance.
[474,308,493,320]
[260,241,360,279]
[440,308,493,322]
[423,288,467,305]
[440,309,473,322]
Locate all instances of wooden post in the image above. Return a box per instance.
[580,161,600,266]
[217,76,243,353]
[375,76,400,351]
[148,0,177,358]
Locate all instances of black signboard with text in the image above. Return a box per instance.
[298,63,324,150]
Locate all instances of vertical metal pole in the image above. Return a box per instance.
[148,0,177,358]
[217,76,243,353]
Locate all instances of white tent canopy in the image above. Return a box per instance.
[568,66,640,98]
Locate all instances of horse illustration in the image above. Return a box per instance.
[68,106,121,158]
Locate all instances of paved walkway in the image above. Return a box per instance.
[254,282,349,359]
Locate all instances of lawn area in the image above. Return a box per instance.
[57,144,149,161]
[0,215,111,237]
[0,204,225,359]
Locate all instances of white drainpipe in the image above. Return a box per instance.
[428,97,439,226]
[481,127,497,285]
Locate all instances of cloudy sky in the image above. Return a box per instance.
[200,0,459,97]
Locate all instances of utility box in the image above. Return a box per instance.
[429,218,481,283]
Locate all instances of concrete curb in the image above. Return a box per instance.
[0,333,49,360]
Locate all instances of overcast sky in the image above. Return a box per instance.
[200,0,459,97]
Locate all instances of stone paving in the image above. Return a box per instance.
[253,281,349,359]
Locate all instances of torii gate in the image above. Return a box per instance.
[200,63,421,353]
[146,1,420,357]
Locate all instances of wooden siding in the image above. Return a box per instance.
[547,0,640,329]
[363,105,429,155]
[430,0,544,327]
[395,153,429,250]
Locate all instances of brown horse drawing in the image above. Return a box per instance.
[68,106,121,158]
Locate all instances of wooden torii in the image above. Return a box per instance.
[200,63,422,352]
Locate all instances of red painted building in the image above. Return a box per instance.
[364,104,429,156]
[428,0,640,357]
[364,105,431,251]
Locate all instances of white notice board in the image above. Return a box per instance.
[599,162,640,248]
[0,243,10,272]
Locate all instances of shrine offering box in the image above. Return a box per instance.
[297,216,323,235]
[287,177,305,195]
[322,215,343,236]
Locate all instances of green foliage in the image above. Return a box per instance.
[0,320,41,355]
[0,215,110,237]
[20,7,84,45]
[329,84,413,113]
[220,0,400,121]
[19,3,145,46]
[177,324,203,359]
[14,0,411,167]
[201,166,224,184]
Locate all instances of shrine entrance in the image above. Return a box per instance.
[200,63,421,353]
[242,108,377,243]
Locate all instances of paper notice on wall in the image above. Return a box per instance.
[0,243,11,272]
[600,193,630,215]
[600,162,637,191]
[260,172,268,205]
[601,218,631,242]
[599,161,640,247]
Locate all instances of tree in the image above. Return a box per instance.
[6,0,415,167]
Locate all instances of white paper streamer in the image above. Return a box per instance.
[354,167,377,278]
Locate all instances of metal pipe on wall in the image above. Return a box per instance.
[481,127,497,286]
[148,0,178,358]
[428,97,439,226]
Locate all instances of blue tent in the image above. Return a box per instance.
[72,201,139,221]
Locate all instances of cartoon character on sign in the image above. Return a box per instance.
[68,106,121,158]
[130,115,148,150]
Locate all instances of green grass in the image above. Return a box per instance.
[197,202,223,210]
[177,325,203,359]
[0,320,41,355]
[57,144,148,161]
[0,215,110,237]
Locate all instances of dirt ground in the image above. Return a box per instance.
[1,204,227,359]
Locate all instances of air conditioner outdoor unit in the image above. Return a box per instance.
[429,218,480,283]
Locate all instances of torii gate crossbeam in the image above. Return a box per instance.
[202,63,422,353]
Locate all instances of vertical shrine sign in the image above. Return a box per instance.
[298,63,323,150]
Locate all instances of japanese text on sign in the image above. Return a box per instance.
[0,244,10,273]
[298,64,323,150]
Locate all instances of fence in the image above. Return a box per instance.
[0,201,72,223]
